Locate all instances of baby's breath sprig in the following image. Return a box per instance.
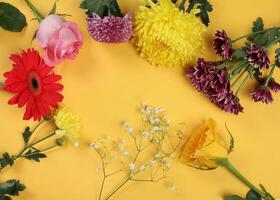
[90,103,184,200]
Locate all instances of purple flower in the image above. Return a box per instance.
[87,13,133,43]
[251,86,273,104]
[268,78,280,92]
[246,44,270,69]
[214,30,233,59]
[187,58,243,115]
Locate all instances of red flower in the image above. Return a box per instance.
[3,49,64,121]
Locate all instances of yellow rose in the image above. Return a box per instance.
[181,119,229,169]
[54,107,81,147]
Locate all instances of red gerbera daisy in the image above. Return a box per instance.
[3,48,64,121]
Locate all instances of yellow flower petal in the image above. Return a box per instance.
[134,0,206,67]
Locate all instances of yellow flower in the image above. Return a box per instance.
[133,0,206,67]
[54,107,81,147]
[181,119,229,169]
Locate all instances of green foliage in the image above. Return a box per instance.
[24,150,47,162]
[249,17,280,47]
[0,180,25,200]
[0,153,14,170]
[0,2,27,32]
[22,127,32,144]
[233,49,246,59]
[245,190,261,200]
[80,0,123,18]
[48,0,59,15]
[224,196,245,200]
[252,17,264,33]
[275,48,280,68]
[186,0,213,26]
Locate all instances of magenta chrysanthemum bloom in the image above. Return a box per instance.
[214,30,233,59]
[187,58,243,115]
[87,13,133,43]
[268,78,280,92]
[246,44,270,69]
[251,86,273,104]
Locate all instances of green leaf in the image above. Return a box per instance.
[233,49,246,59]
[79,0,122,18]
[245,190,261,200]
[186,0,213,26]
[225,122,235,153]
[252,17,263,33]
[48,0,59,15]
[0,2,27,32]
[0,153,14,170]
[224,195,245,200]
[275,48,280,68]
[24,150,47,162]
[0,179,25,198]
[22,127,31,144]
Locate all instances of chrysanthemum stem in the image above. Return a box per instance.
[235,73,250,97]
[216,158,266,198]
[231,27,280,43]
[23,0,44,22]
[230,66,247,87]
[265,64,276,86]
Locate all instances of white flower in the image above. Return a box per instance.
[139,165,145,172]
[90,143,99,150]
[127,127,134,134]
[169,183,176,190]
[129,163,135,171]
[142,131,149,138]
[122,122,134,134]
[165,163,171,169]
[74,141,80,148]
[155,154,161,159]
[123,151,129,157]
[119,145,124,152]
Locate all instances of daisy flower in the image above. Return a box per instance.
[3,48,63,121]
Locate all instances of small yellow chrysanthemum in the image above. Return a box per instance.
[134,0,206,67]
[54,107,81,147]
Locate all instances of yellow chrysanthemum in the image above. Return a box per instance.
[54,107,81,147]
[134,0,206,67]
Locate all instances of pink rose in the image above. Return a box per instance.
[36,14,83,66]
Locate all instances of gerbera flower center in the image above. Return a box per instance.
[28,72,42,96]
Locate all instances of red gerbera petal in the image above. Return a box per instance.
[3,48,64,121]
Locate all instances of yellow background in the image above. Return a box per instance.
[0,0,280,199]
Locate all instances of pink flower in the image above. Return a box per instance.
[87,13,133,43]
[36,14,83,66]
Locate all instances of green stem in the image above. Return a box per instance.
[17,144,58,158]
[235,73,250,97]
[0,81,3,88]
[231,66,247,87]
[103,177,131,200]
[265,64,276,86]
[13,132,56,161]
[216,158,266,198]
[23,0,44,21]
[231,27,280,43]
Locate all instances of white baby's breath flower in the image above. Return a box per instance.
[152,126,160,132]
[165,163,171,169]
[119,145,124,152]
[123,151,129,157]
[139,165,145,172]
[74,141,80,148]
[142,131,149,138]
[155,154,161,159]
[129,163,135,171]
[168,183,176,190]
[90,143,99,150]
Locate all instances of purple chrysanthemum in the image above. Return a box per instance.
[251,86,273,104]
[187,58,243,114]
[268,78,280,92]
[214,30,233,59]
[87,13,133,43]
[246,44,270,69]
